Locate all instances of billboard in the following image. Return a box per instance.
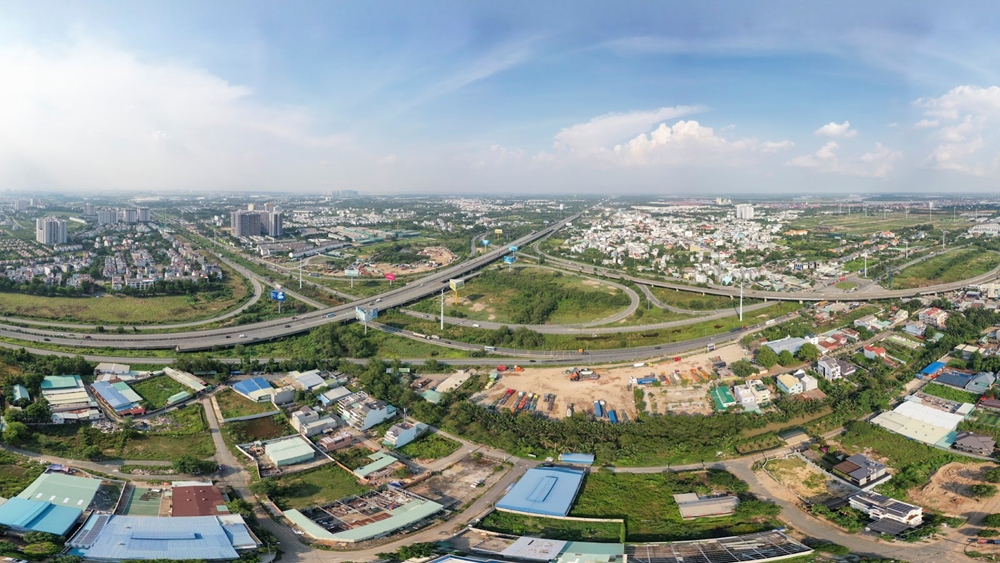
[509,245,518,252]
[269,290,286,301]
[385,273,396,281]
[355,307,378,322]
[481,239,490,246]
[345,268,360,277]
[503,255,516,264]
[449,279,465,291]
[494,228,503,235]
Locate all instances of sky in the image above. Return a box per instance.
[3,1,1000,195]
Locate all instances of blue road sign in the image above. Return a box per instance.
[270,290,286,301]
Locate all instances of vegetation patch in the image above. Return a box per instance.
[396,434,461,460]
[269,464,369,510]
[887,249,1000,289]
[216,388,277,419]
[920,382,980,405]
[130,375,189,409]
[223,414,294,444]
[121,404,215,460]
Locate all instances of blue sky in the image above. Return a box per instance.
[2,1,1000,194]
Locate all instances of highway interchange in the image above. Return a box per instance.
[0,212,997,363]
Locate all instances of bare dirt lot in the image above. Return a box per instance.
[909,462,1000,516]
[407,455,508,509]
[479,345,748,418]
[371,246,457,276]
[765,456,854,503]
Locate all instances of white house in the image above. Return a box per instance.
[383,422,421,448]
[732,385,757,408]
[289,406,340,437]
[340,398,397,430]
[849,491,923,526]
[817,357,841,381]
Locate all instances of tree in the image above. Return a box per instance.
[972,484,998,499]
[173,455,216,475]
[777,350,795,366]
[249,479,278,497]
[22,542,62,556]
[730,359,759,378]
[983,513,1000,528]
[83,445,103,461]
[984,467,1000,484]
[2,421,29,445]
[756,347,778,368]
[797,343,820,363]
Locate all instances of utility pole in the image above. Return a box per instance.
[440,289,445,331]
[739,272,744,322]
[299,258,303,289]
[904,240,908,259]
[863,254,867,278]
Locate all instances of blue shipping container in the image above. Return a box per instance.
[593,401,603,418]
[609,410,618,424]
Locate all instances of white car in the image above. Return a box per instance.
[239,334,247,338]
[472,323,480,328]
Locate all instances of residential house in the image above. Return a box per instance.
[732,385,757,408]
[966,372,997,395]
[902,322,927,337]
[383,422,421,448]
[289,406,340,437]
[340,397,397,430]
[849,491,923,527]
[833,454,889,487]
[863,345,886,360]
[818,357,842,381]
[776,374,803,395]
[746,379,771,405]
[918,307,949,329]
[952,432,996,456]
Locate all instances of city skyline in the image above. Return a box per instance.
[4,2,1000,194]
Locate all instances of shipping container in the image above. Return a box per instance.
[609,410,618,424]
[593,400,603,418]
[636,377,657,385]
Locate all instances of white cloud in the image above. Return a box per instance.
[0,42,351,191]
[759,140,795,153]
[788,141,900,177]
[912,119,939,129]
[912,85,1000,175]
[552,106,706,153]
[814,121,857,138]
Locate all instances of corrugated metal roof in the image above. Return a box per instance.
[81,516,239,561]
[263,436,315,466]
[496,467,585,517]
[0,498,81,535]
[233,377,271,396]
[353,451,398,477]
[92,381,138,410]
[285,497,444,543]
[12,384,29,402]
[42,375,83,390]
[17,473,101,509]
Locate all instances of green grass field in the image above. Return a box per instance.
[270,464,369,510]
[790,211,972,235]
[480,511,623,542]
[834,281,858,290]
[396,433,461,460]
[383,301,802,351]
[0,452,47,499]
[919,382,979,404]
[884,249,1000,289]
[130,375,190,409]
[482,470,778,542]
[0,257,252,324]
[410,267,631,325]
[223,415,294,444]
[120,404,215,460]
[649,287,755,310]
[216,388,278,419]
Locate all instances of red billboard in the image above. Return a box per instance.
[385,273,396,281]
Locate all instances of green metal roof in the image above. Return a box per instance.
[285,497,444,543]
[41,375,82,390]
[353,451,398,478]
[264,436,315,466]
[558,541,625,562]
[17,473,101,509]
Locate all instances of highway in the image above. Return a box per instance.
[0,215,581,351]
[530,240,1000,302]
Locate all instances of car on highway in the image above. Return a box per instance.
[472,323,480,328]
[43,338,50,341]
[284,324,291,328]
[239,334,246,338]
[84,335,92,339]
[225,335,231,339]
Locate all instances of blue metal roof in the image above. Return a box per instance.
[232,377,271,396]
[559,453,596,465]
[81,516,239,561]
[935,372,975,389]
[921,361,946,375]
[0,498,82,536]
[496,467,585,517]
[91,381,137,411]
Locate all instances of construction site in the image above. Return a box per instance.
[476,345,746,420]
[407,455,509,509]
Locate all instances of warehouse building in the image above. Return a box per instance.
[171,483,230,517]
[91,380,144,415]
[67,514,258,561]
[264,435,316,467]
[496,467,585,517]
[18,472,102,509]
[0,498,83,535]
[872,397,972,448]
[232,377,294,404]
[163,368,208,393]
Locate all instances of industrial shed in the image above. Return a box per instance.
[69,514,256,561]
[264,436,316,467]
[17,473,101,509]
[495,467,585,517]
[0,498,82,536]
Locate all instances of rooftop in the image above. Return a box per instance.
[76,515,251,561]
[232,377,271,396]
[17,473,101,509]
[496,467,585,517]
[285,496,444,543]
[171,485,230,517]
[0,498,82,535]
